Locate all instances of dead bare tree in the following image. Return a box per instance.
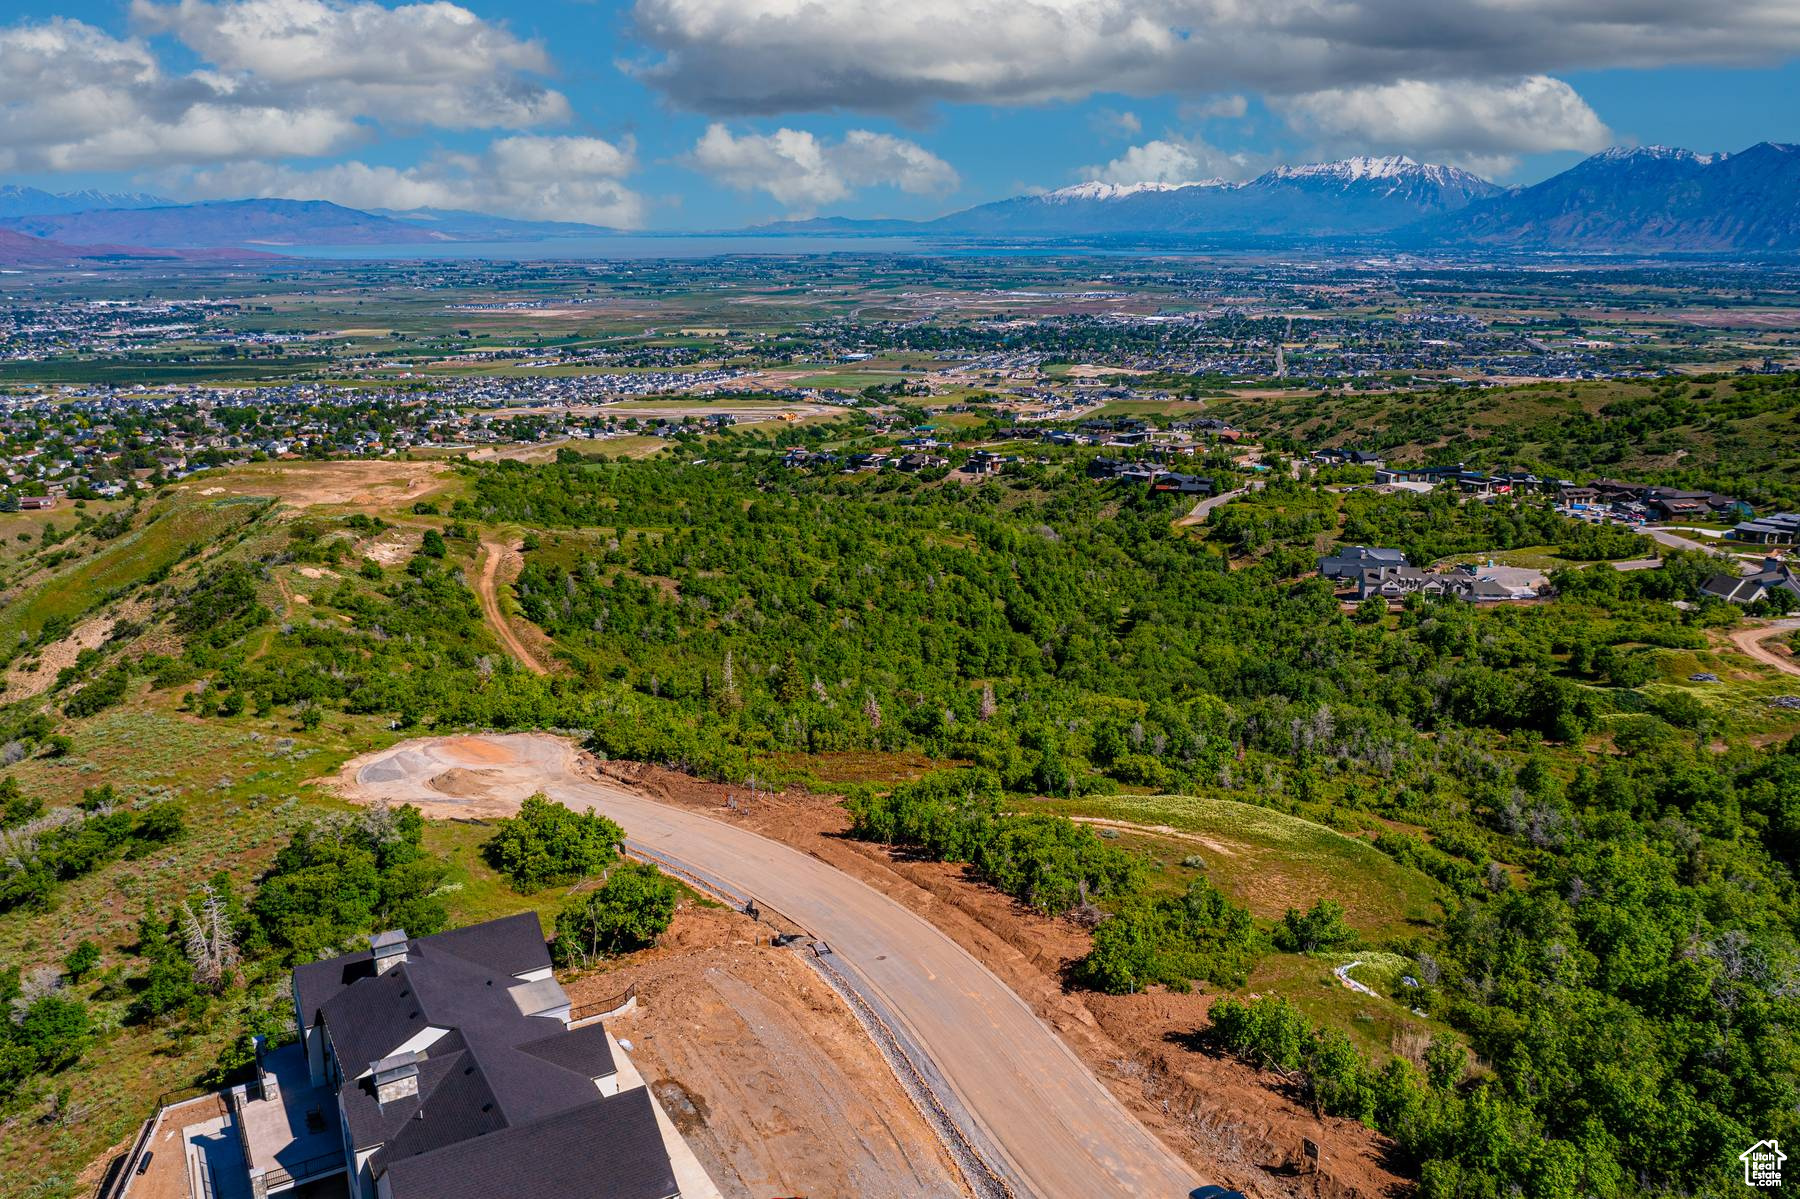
[180,884,241,992]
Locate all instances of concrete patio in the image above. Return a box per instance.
[232,1043,345,1195]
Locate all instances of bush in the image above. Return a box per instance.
[551,860,680,966]
[483,794,625,893]
[64,941,101,981]
[1080,878,1261,993]
[1272,898,1358,953]
[250,805,447,962]
[847,771,1144,914]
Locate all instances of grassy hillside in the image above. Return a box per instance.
[1206,372,1800,507]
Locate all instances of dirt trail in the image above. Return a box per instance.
[1732,619,1800,677]
[476,539,550,675]
[332,735,1207,1199]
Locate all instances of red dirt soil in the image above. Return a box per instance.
[592,759,1409,1199]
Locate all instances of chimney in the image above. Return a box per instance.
[371,1052,420,1108]
[370,929,408,974]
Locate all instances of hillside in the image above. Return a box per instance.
[1204,372,1800,506]
[1,444,1797,1199]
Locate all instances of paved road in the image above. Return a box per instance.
[1175,486,1247,528]
[538,775,1207,1199]
[1643,525,1737,561]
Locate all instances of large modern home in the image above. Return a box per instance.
[207,913,711,1199]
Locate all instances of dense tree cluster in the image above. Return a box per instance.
[551,860,679,967]
[249,803,448,963]
[482,793,625,893]
[846,771,1143,915]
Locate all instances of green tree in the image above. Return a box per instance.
[551,860,680,966]
[1272,898,1358,952]
[63,941,100,982]
[483,794,625,893]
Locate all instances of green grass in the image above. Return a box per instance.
[0,498,266,648]
[1237,950,1443,1060]
[1034,791,1444,938]
[0,695,385,1198]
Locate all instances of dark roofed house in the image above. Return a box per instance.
[1731,513,1800,546]
[1319,546,1407,581]
[1701,556,1800,607]
[1150,473,1215,496]
[239,914,709,1199]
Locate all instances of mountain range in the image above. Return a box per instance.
[0,142,1794,265]
[915,156,1507,238]
[767,145,1798,249]
[1421,142,1800,250]
[0,185,171,218]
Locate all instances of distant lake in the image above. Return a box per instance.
[284,235,948,260]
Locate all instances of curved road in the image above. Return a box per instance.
[344,737,1205,1199]
[545,775,1204,1199]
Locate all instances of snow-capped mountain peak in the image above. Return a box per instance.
[1266,155,1422,182]
[1040,179,1231,203]
[1591,144,1723,166]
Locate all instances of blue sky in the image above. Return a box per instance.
[1,0,1797,228]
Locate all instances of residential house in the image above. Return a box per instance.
[1319,546,1408,580]
[1701,556,1800,605]
[1150,473,1215,496]
[1731,513,1800,546]
[232,913,708,1199]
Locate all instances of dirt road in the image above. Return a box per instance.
[1732,619,1800,678]
[336,735,1208,1199]
[476,540,549,674]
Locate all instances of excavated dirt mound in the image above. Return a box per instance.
[570,907,968,1199]
[428,767,502,797]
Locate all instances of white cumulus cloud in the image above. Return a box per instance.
[686,124,958,211]
[179,135,646,227]
[631,0,1800,115]
[1081,135,1268,185]
[628,0,1800,164]
[1279,76,1613,175]
[0,18,356,171]
[131,0,569,128]
[0,1,568,174]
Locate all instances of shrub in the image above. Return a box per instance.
[1080,878,1261,993]
[1271,898,1358,953]
[483,794,625,893]
[551,860,680,966]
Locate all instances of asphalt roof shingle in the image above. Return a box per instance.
[378,1089,678,1199]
